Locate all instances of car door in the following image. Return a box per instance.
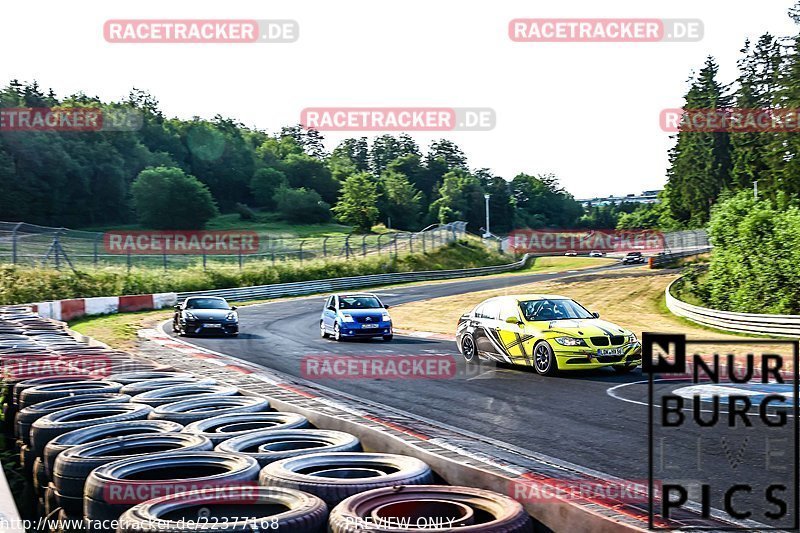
[496,300,531,364]
[322,296,336,331]
[474,299,503,358]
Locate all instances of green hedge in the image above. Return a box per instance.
[0,241,508,305]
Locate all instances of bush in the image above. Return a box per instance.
[0,241,507,305]
[275,187,331,223]
[131,167,219,229]
[234,203,258,221]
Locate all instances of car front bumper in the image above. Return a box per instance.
[549,341,642,370]
[182,320,238,335]
[339,322,392,337]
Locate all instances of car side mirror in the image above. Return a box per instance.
[384,304,390,309]
[328,305,336,311]
[230,306,237,310]
[173,305,181,310]
[505,316,521,324]
[592,312,600,318]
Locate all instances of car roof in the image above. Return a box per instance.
[480,294,572,303]
[186,296,225,301]
[335,293,378,298]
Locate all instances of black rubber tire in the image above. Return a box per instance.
[217,429,362,467]
[31,403,153,457]
[19,443,35,478]
[532,341,558,376]
[54,487,86,519]
[320,321,329,338]
[54,433,213,499]
[148,396,269,425]
[117,486,327,533]
[383,335,393,342]
[15,393,130,445]
[259,452,434,507]
[33,456,48,497]
[120,377,216,396]
[182,412,310,445]
[13,376,96,408]
[461,334,478,364]
[106,372,194,385]
[20,380,124,409]
[44,419,184,480]
[130,384,238,407]
[84,452,260,523]
[333,323,342,342]
[57,508,86,530]
[44,482,58,518]
[328,485,534,532]
[613,364,638,374]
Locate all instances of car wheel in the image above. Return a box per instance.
[613,364,638,374]
[382,335,393,342]
[533,341,558,376]
[320,321,329,339]
[333,323,342,342]
[461,334,477,364]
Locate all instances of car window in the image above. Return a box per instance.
[481,300,500,320]
[519,299,593,321]
[339,296,383,309]
[185,298,229,309]
[325,296,334,309]
[473,304,485,318]
[500,300,520,321]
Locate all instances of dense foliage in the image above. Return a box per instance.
[0,83,583,232]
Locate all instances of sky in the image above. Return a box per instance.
[3,0,798,199]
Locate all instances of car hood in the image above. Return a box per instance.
[530,318,631,337]
[185,309,232,320]
[339,308,386,317]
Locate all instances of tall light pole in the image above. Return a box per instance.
[483,193,491,238]
[754,180,759,200]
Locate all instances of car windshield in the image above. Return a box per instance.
[339,296,382,309]
[519,299,594,321]
[186,298,229,310]
[627,252,641,257]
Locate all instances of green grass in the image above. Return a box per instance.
[506,256,617,275]
[70,309,172,351]
[1,240,508,305]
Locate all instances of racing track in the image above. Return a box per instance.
[163,264,797,526]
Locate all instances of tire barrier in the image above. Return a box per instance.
[328,485,534,533]
[130,384,239,407]
[15,393,130,444]
[106,372,195,385]
[120,377,217,396]
[0,306,542,533]
[117,486,328,533]
[84,451,261,523]
[259,453,435,507]
[217,429,362,467]
[148,396,270,425]
[53,434,214,515]
[44,420,184,480]
[181,412,310,444]
[30,403,153,457]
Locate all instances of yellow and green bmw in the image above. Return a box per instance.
[455,294,642,375]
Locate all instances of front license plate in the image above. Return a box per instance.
[598,348,624,356]
[203,323,222,328]
[361,324,379,329]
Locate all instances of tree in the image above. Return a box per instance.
[332,173,380,232]
[283,153,340,204]
[428,170,486,230]
[250,167,287,209]
[131,166,218,229]
[274,187,331,223]
[511,173,582,229]
[381,169,423,230]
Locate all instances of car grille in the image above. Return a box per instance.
[596,355,625,363]
[353,314,383,323]
[590,336,625,346]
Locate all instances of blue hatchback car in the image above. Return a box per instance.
[320,293,393,341]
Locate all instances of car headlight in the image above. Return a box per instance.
[226,312,237,321]
[382,313,391,322]
[341,314,355,322]
[184,312,196,320]
[554,337,588,347]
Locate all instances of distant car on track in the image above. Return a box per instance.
[456,294,641,375]
[564,250,578,256]
[320,293,393,342]
[621,251,646,264]
[173,296,238,337]
[588,250,605,257]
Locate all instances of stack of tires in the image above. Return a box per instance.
[0,307,534,532]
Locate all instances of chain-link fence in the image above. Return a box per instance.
[0,221,469,271]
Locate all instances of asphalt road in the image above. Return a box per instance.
[164,264,798,527]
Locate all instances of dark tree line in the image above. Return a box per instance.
[0,82,584,232]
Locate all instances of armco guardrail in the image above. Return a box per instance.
[650,246,712,267]
[666,278,800,336]
[177,254,531,301]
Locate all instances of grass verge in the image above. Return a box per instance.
[70,309,172,351]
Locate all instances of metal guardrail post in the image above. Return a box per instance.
[408,233,413,254]
[93,233,102,268]
[421,231,426,253]
[299,240,306,263]
[163,252,168,271]
[393,234,399,256]
[126,251,131,272]
[203,253,207,271]
[377,234,383,255]
[345,234,351,260]
[322,236,329,258]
